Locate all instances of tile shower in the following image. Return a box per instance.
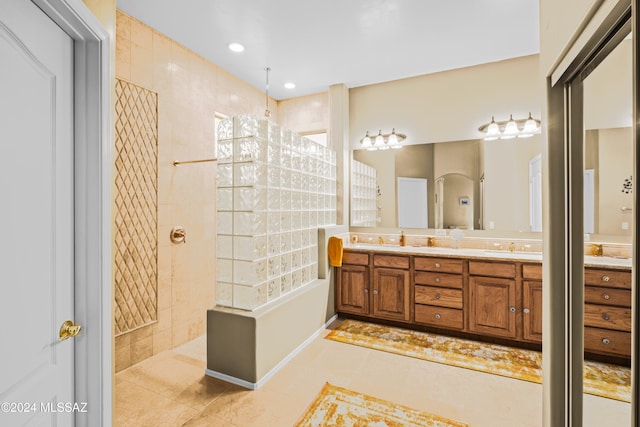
[215,115,336,310]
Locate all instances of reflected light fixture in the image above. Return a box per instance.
[478,113,540,140]
[359,128,406,150]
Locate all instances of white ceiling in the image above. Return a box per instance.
[116,0,540,100]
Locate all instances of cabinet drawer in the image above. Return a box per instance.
[584,304,631,332]
[343,251,369,266]
[414,257,463,274]
[585,286,631,308]
[414,271,462,289]
[522,264,542,280]
[374,254,409,269]
[469,261,515,278]
[415,305,463,330]
[415,285,463,309]
[584,268,631,289]
[584,327,631,357]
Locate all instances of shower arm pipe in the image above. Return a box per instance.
[172,158,217,166]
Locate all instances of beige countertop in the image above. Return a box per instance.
[343,242,631,270]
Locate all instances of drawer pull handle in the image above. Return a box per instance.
[435,277,441,283]
[602,275,610,282]
[602,293,610,300]
[510,306,516,313]
[373,290,378,295]
[435,313,441,320]
[434,293,441,300]
[364,288,368,293]
[602,338,610,345]
[434,262,441,268]
[523,308,530,314]
[602,314,610,321]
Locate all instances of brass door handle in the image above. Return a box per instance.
[59,320,82,341]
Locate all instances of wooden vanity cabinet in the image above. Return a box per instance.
[583,267,632,358]
[372,255,410,322]
[336,249,632,362]
[468,261,517,339]
[522,264,543,343]
[413,257,464,330]
[335,252,370,316]
[336,251,411,322]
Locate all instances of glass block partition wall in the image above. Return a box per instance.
[215,115,337,311]
[350,159,377,227]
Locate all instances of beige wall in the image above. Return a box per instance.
[114,10,278,371]
[584,38,632,130]
[482,136,541,232]
[597,127,633,235]
[539,0,596,76]
[277,92,329,134]
[349,55,541,149]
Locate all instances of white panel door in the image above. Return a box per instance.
[397,177,428,228]
[0,0,75,425]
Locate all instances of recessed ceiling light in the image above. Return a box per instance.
[284,82,296,89]
[228,42,245,53]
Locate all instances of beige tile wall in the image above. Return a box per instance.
[277,92,329,134]
[115,10,281,372]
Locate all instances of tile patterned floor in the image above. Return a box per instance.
[115,319,632,427]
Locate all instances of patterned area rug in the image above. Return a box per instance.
[294,383,468,427]
[326,319,631,403]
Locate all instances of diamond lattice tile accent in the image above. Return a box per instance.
[114,79,158,336]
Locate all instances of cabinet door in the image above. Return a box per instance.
[469,276,517,338]
[523,280,542,343]
[373,268,410,322]
[336,265,369,315]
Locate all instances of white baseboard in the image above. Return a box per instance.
[205,314,338,390]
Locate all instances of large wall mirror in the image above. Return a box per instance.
[351,41,633,243]
[352,136,542,234]
[583,36,633,239]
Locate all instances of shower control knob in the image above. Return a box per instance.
[170,226,186,244]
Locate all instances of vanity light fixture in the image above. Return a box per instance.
[359,128,406,150]
[478,113,541,140]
